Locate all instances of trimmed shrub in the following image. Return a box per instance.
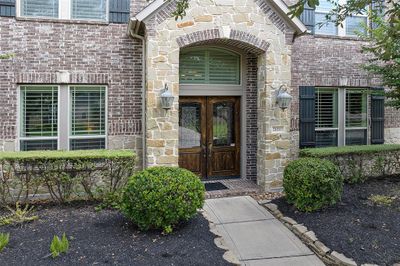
[300,144,400,183]
[283,158,344,212]
[0,150,136,204]
[121,166,205,233]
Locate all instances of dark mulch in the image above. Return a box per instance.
[273,177,400,266]
[0,202,231,266]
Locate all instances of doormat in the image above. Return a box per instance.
[204,182,229,191]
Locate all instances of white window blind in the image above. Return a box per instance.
[180,48,241,85]
[21,0,58,18]
[346,16,367,36]
[71,0,107,21]
[20,86,58,151]
[70,86,106,150]
[315,88,338,147]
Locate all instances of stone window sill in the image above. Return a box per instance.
[313,34,366,42]
[16,16,110,26]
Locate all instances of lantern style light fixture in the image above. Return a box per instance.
[160,84,174,110]
[275,84,293,111]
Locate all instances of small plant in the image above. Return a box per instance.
[368,194,395,206]
[0,233,10,252]
[283,158,344,212]
[95,190,123,211]
[121,167,205,233]
[50,233,69,258]
[0,202,39,226]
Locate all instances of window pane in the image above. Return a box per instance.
[346,129,367,145]
[179,48,240,85]
[346,90,367,127]
[71,0,107,21]
[315,13,338,35]
[317,0,336,12]
[179,103,201,149]
[21,0,58,18]
[315,88,338,128]
[346,16,367,36]
[21,86,58,137]
[70,86,106,136]
[70,138,105,150]
[20,139,57,151]
[316,130,338,147]
[213,102,234,146]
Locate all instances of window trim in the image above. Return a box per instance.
[17,85,61,151]
[16,0,109,22]
[17,84,108,151]
[315,87,369,147]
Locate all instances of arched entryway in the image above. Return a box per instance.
[178,44,259,180]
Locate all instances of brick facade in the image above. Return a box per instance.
[0,6,144,158]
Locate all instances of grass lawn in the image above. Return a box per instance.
[0,202,231,266]
[273,177,400,265]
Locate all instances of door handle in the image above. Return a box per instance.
[202,144,207,158]
[208,143,212,158]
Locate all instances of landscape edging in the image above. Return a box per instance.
[258,201,378,266]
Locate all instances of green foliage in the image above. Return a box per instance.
[0,202,38,226]
[300,144,400,158]
[283,158,344,212]
[0,233,9,252]
[300,145,400,183]
[95,190,123,211]
[0,53,15,60]
[50,233,69,258]
[368,194,395,206]
[121,166,205,233]
[0,150,136,204]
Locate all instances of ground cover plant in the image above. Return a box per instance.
[0,202,230,265]
[0,202,38,226]
[274,177,400,265]
[50,233,69,258]
[0,232,9,252]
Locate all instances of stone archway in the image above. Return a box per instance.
[142,0,295,190]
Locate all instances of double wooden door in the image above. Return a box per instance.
[179,96,240,179]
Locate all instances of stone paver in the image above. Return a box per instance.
[204,196,325,266]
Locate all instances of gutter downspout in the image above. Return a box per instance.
[129,19,147,170]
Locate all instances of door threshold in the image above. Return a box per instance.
[203,175,241,181]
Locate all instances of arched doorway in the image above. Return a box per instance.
[178,46,245,179]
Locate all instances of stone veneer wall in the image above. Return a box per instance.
[0,14,144,166]
[143,0,295,190]
[289,34,400,158]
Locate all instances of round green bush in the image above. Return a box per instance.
[283,158,344,212]
[121,166,205,233]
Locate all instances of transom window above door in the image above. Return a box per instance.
[18,0,108,21]
[179,48,241,85]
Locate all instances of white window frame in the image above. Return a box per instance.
[16,0,109,22]
[315,0,368,37]
[315,87,369,147]
[68,85,108,150]
[17,84,108,151]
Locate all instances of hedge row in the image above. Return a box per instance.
[300,144,400,183]
[0,150,136,205]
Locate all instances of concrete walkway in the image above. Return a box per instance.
[203,196,325,266]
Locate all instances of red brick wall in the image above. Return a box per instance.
[0,16,143,142]
[290,34,400,130]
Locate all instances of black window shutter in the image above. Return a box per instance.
[109,0,130,24]
[371,87,385,144]
[299,86,316,148]
[0,0,15,17]
[299,5,315,34]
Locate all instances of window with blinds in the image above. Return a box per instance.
[71,0,107,21]
[70,86,106,150]
[180,48,241,85]
[20,86,58,151]
[21,0,58,18]
[345,89,367,145]
[315,88,338,147]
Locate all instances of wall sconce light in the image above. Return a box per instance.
[275,85,292,111]
[160,84,174,110]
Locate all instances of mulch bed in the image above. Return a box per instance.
[0,202,231,266]
[273,177,400,266]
